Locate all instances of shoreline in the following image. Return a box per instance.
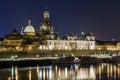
[0,50,119,67]
[0,50,119,58]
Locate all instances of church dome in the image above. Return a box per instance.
[24,25,35,33]
[24,20,35,33]
[40,22,52,30]
[24,20,35,35]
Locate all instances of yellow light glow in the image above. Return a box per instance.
[55,54,58,57]
[72,54,74,56]
[90,46,94,50]
[65,67,68,78]
[65,46,67,50]
[15,46,19,50]
[43,46,45,50]
[39,46,42,50]
[15,67,18,80]
[8,77,11,80]
[29,46,32,50]
[98,48,101,50]
[29,70,31,80]
[49,46,52,50]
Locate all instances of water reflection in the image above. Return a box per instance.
[38,66,52,80]
[0,63,120,80]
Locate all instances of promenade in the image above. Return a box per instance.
[0,57,58,62]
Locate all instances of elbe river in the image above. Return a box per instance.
[0,63,120,80]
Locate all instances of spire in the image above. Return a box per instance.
[21,26,24,35]
[22,26,23,30]
[43,6,49,20]
[28,19,31,26]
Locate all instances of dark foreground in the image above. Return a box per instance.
[0,59,54,68]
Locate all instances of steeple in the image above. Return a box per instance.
[43,6,49,20]
[40,6,54,38]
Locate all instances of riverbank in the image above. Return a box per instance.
[0,50,119,68]
[0,50,119,58]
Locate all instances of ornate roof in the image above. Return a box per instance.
[40,10,53,35]
[24,20,35,33]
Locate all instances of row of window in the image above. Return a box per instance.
[49,41,94,47]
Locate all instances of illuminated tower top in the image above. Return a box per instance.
[43,6,49,20]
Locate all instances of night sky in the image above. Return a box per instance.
[0,0,120,40]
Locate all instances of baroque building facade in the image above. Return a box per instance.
[1,9,96,51]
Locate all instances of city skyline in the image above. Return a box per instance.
[0,0,120,40]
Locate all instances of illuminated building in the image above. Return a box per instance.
[40,8,54,39]
[95,40,119,50]
[38,9,95,50]
[3,28,23,51]
[46,32,95,50]
[23,20,36,36]
[1,8,96,51]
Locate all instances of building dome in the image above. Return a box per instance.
[24,25,35,33]
[40,21,52,30]
[24,20,35,35]
[40,21,53,35]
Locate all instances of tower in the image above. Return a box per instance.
[40,7,54,39]
[43,6,49,20]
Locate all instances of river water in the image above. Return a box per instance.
[0,63,120,80]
